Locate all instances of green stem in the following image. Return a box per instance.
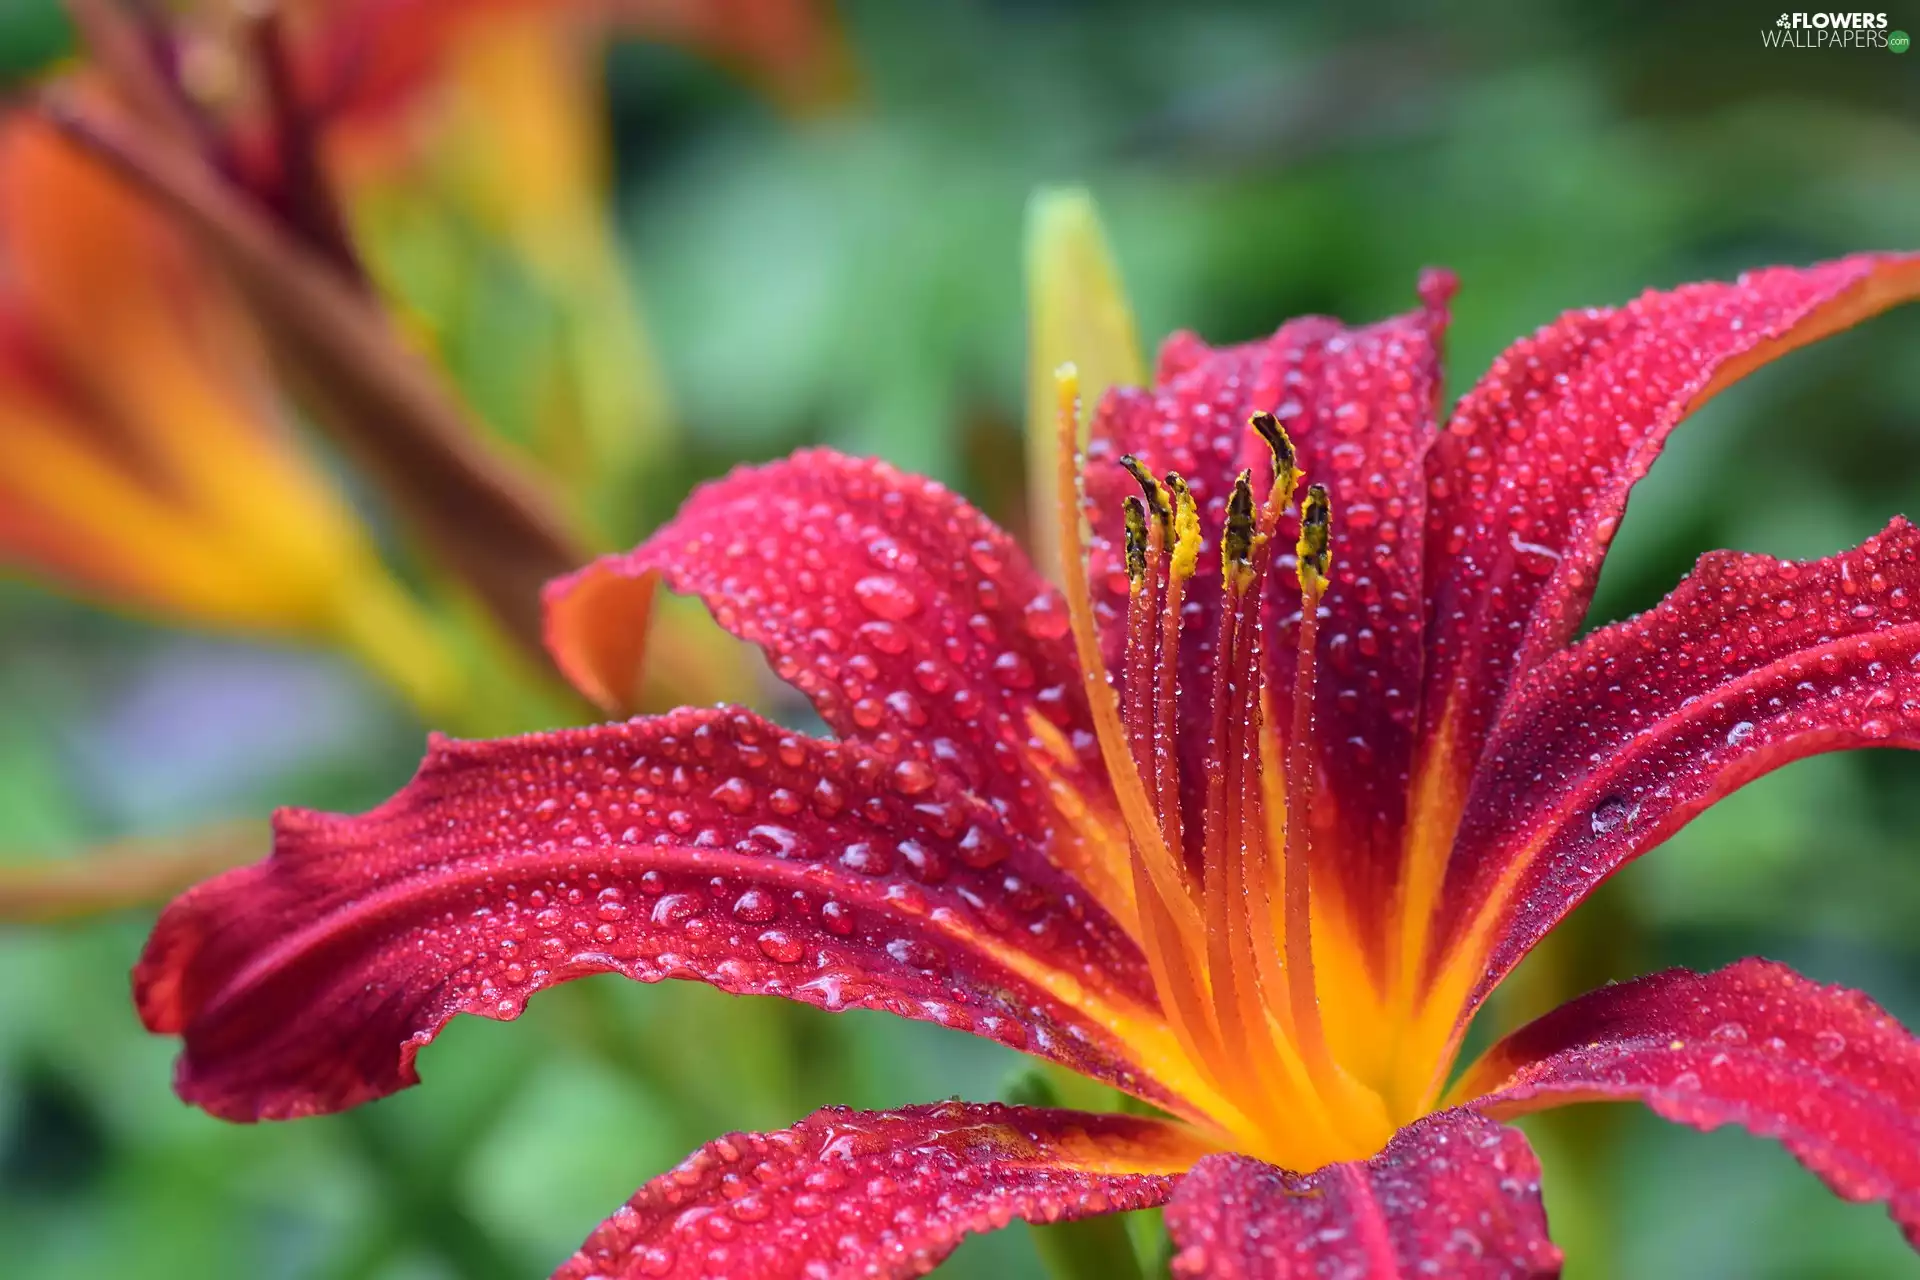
[327,569,467,724]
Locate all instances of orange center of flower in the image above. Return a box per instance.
[1050,369,1424,1170]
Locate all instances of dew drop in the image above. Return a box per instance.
[651,892,701,926]
[854,575,921,621]
[728,1193,770,1223]
[1023,595,1070,641]
[890,759,938,796]
[897,839,948,883]
[714,775,756,817]
[886,937,945,971]
[732,889,777,923]
[819,900,855,936]
[991,650,1036,689]
[1589,795,1632,835]
[757,929,804,963]
[838,842,894,876]
[957,824,1007,868]
[1510,534,1562,576]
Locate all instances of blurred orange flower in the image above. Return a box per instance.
[0,107,459,714]
[0,0,847,720]
[292,0,853,515]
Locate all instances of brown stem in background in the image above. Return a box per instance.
[0,821,263,924]
[38,100,591,659]
[60,0,206,152]
[243,2,366,283]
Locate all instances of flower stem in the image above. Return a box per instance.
[326,569,467,724]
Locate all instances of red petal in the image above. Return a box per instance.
[553,1102,1203,1280]
[1164,1109,1561,1279]
[1080,277,1453,925]
[544,449,1105,818]
[1460,959,1920,1248]
[1435,518,1920,1004]
[1417,253,1920,826]
[134,707,1178,1122]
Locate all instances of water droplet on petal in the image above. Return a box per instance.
[991,650,1036,689]
[1023,595,1070,641]
[732,889,777,923]
[854,575,921,621]
[819,900,854,935]
[757,929,804,963]
[1590,795,1632,835]
[890,759,938,796]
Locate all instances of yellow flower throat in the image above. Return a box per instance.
[1050,370,1462,1170]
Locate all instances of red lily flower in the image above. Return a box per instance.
[137,254,1920,1276]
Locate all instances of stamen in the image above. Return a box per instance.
[1120,496,1162,801]
[1121,461,1188,863]
[1048,368,1226,1095]
[1297,483,1333,597]
[1048,367,1189,916]
[1250,411,1300,523]
[1122,495,1149,583]
[1245,413,1300,1031]
[1221,471,1258,592]
[1120,455,1170,534]
[1199,471,1294,1122]
[1153,473,1200,866]
[1164,473,1202,581]
[1285,483,1336,1079]
[1068,405,1417,1161]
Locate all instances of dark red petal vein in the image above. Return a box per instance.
[134,707,1173,1122]
[553,1102,1204,1280]
[1436,517,1920,1003]
[1460,959,1920,1249]
[1164,1109,1561,1279]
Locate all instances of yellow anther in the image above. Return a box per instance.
[1250,411,1301,510]
[1165,473,1202,581]
[1221,471,1257,594]
[1122,496,1149,584]
[1296,483,1332,597]
[1120,455,1172,537]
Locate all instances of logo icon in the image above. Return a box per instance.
[1778,12,1792,24]
[1892,28,1912,50]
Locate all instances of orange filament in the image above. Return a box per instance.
[1051,368,1228,1101]
[1283,484,1334,1078]
[1050,380,1408,1168]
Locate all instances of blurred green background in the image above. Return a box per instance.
[4,1,1920,1276]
